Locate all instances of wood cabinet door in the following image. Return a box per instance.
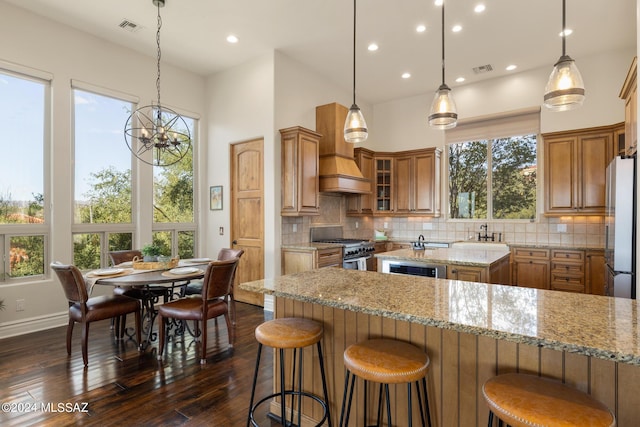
[545,136,578,213]
[347,148,375,215]
[413,150,440,215]
[280,127,320,216]
[579,133,610,212]
[447,266,484,282]
[586,250,606,295]
[393,155,412,214]
[513,259,550,289]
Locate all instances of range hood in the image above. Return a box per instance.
[315,103,371,194]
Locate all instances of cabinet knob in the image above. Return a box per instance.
[529,260,533,264]
[565,254,569,258]
[451,269,457,274]
[529,252,533,256]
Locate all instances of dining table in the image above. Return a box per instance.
[85,259,212,349]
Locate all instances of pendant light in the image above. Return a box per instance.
[344,0,368,143]
[543,0,585,111]
[428,0,457,130]
[124,0,192,167]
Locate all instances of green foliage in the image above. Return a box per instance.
[75,167,132,224]
[141,243,163,257]
[449,135,537,220]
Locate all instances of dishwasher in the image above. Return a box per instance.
[380,259,446,278]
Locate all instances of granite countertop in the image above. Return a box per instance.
[375,248,511,267]
[240,268,640,365]
[281,242,344,251]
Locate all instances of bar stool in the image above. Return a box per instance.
[482,373,616,427]
[247,317,331,427]
[339,338,432,427]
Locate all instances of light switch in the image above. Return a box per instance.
[219,226,224,235]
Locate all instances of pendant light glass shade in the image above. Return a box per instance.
[543,0,585,111]
[428,84,458,129]
[344,0,368,143]
[429,1,457,130]
[344,104,368,143]
[543,55,585,111]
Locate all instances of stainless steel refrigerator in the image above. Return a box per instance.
[605,156,636,298]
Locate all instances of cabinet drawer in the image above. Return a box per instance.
[512,247,549,259]
[317,248,343,268]
[551,261,584,275]
[551,272,585,292]
[551,249,584,262]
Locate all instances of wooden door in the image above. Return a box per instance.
[230,138,264,307]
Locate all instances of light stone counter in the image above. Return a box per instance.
[241,267,640,365]
[375,247,511,267]
[280,242,343,251]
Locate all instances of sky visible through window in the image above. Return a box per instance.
[0,74,44,202]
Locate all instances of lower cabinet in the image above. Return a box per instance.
[447,266,484,282]
[511,246,605,294]
[446,255,510,285]
[281,247,342,275]
[511,247,551,290]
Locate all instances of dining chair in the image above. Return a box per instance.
[184,248,244,325]
[50,263,142,367]
[157,257,239,364]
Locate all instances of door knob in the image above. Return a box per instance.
[232,240,238,245]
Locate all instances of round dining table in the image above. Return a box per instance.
[87,261,210,349]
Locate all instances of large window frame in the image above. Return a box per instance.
[0,65,51,283]
[446,108,540,222]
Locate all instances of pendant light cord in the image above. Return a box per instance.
[440,2,445,86]
[561,0,566,57]
[156,2,162,111]
[352,0,357,105]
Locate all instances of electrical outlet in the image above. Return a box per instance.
[557,224,567,233]
[422,222,433,230]
[292,223,297,232]
[384,222,388,229]
[355,221,359,229]
[16,299,25,312]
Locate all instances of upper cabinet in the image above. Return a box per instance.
[280,126,321,216]
[543,123,621,216]
[620,56,637,156]
[347,147,441,217]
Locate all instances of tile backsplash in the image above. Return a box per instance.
[281,194,605,248]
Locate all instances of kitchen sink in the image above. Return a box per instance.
[450,241,509,251]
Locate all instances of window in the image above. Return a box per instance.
[0,69,49,281]
[153,113,197,257]
[446,108,539,220]
[73,85,135,269]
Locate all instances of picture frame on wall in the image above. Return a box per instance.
[210,186,223,210]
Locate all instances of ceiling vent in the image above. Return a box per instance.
[119,19,142,33]
[473,64,493,74]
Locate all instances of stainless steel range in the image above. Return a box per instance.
[310,226,375,270]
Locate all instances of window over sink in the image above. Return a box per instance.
[446,108,539,221]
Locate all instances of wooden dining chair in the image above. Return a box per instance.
[157,258,239,364]
[184,248,244,325]
[50,263,142,366]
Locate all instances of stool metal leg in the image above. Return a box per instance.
[279,348,286,426]
[375,383,383,426]
[407,382,413,427]
[316,341,332,427]
[247,343,263,427]
[384,384,392,427]
[339,371,356,427]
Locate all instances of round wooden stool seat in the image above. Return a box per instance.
[344,338,430,384]
[483,373,616,427]
[254,317,323,349]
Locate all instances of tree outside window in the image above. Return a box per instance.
[449,135,537,220]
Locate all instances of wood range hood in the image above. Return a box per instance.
[315,103,371,194]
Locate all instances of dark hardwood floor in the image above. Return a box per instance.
[0,302,275,426]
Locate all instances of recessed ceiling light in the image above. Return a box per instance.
[452,25,462,33]
[226,35,239,43]
[559,29,573,37]
[416,24,426,33]
[506,64,517,71]
[402,72,411,79]
[455,77,465,83]
[474,4,486,13]
[434,0,443,6]
[368,43,379,52]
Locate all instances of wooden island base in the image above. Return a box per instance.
[273,297,640,427]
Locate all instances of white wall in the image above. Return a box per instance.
[205,54,276,280]
[0,2,205,337]
[370,47,634,152]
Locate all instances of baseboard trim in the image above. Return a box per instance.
[0,312,67,339]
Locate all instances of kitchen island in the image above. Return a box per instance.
[240,268,640,426]
[376,247,511,284]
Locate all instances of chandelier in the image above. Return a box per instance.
[124,0,191,167]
